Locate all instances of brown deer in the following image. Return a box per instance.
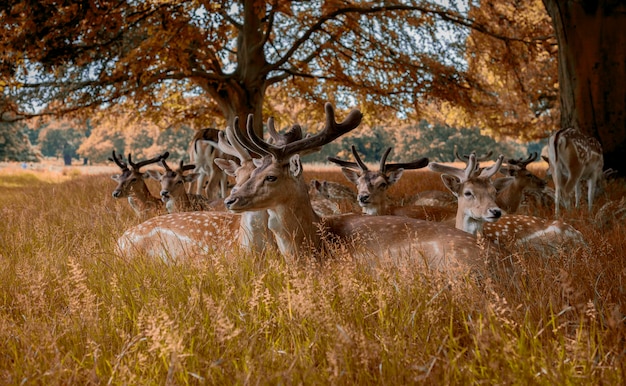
[493,152,548,214]
[187,128,232,199]
[429,153,585,253]
[224,103,498,276]
[547,127,604,216]
[146,154,224,213]
[308,179,360,213]
[116,124,279,260]
[109,151,166,218]
[328,146,456,222]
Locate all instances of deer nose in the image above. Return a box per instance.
[358,194,370,204]
[224,197,238,210]
[489,208,502,219]
[112,190,122,198]
[160,190,170,198]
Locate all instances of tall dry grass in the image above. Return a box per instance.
[0,165,624,384]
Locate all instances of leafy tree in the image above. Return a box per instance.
[37,119,86,164]
[0,120,40,162]
[0,1,623,172]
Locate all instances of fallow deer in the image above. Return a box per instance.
[547,127,604,216]
[429,153,585,253]
[109,151,166,219]
[308,179,360,213]
[116,124,278,261]
[493,152,548,214]
[328,146,456,222]
[146,154,224,213]
[224,103,499,276]
[187,128,232,199]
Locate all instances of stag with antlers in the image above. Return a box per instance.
[493,152,548,214]
[109,151,166,219]
[146,154,223,213]
[327,146,456,221]
[429,153,585,253]
[224,103,499,276]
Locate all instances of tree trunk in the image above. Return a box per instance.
[543,0,626,175]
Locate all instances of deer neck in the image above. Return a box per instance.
[239,211,274,253]
[496,180,523,213]
[457,210,484,236]
[267,180,322,257]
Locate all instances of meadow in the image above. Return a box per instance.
[0,162,625,385]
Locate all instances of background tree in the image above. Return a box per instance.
[0,119,40,162]
[0,1,623,172]
[37,119,86,164]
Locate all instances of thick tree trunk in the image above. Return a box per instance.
[543,0,626,175]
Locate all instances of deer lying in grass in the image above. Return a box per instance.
[547,127,604,216]
[429,153,585,253]
[493,153,548,214]
[116,123,282,261]
[146,154,224,213]
[109,151,166,219]
[327,146,456,222]
[224,103,499,276]
[308,179,360,213]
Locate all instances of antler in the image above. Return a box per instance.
[506,152,537,169]
[217,126,253,163]
[328,145,429,173]
[430,153,503,182]
[160,154,194,173]
[237,103,362,161]
[109,150,128,170]
[455,150,493,163]
[128,152,168,170]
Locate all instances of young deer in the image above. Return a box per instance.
[146,155,223,213]
[548,127,604,216]
[328,146,456,221]
[429,154,585,252]
[308,179,360,213]
[109,151,166,219]
[224,103,498,276]
[493,152,548,214]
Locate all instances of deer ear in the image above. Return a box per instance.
[214,158,239,176]
[183,173,201,183]
[341,168,360,185]
[441,174,462,197]
[387,169,404,185]
[145,170,162,180]
[289,154,303,177]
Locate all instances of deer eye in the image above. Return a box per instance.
[265,175,277,182]
[379,182,388,189]
[177,180,184,185]
[463,190,473,198]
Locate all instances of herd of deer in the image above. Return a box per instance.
[109,103,607,278]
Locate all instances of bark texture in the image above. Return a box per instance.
[544,0,626,174]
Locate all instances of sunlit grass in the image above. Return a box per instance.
[0,166,624,384]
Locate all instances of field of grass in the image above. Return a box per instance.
[0,164,625,384]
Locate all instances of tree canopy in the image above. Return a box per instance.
[1,0,624,172]
[0,1,555,134]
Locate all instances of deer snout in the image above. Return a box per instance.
[224,197,239,210]
[160,190,171,202]
[486,207,502,221]
[358,194,370,205]
[112,190,122,198]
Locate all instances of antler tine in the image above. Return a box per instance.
[507,152,536,168]
[456,150,493,163]
[327,155,358,169]
[218,127,253,162]
[464,153,478,181]
[266,117,280,144]
[130,152,168,170]
[177,159,196,172]
[280,103,363,160]
[352,145,369,171]
[160,157,173,172]
[478,155,505,179]
[234,115,273,157]
[109,150,128,169]
[384,157,429,173]
[378,147,392,172]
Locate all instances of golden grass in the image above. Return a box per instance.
[0,167,625,384]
